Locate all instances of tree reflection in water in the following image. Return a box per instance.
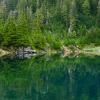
[0,55,100,100]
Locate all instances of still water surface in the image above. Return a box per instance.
[0,54,100,100]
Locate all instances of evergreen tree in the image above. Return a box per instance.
[97,0,100,27]
[3,17,17,46]
[0,19,4,44]
[82,0,90,15]
[16,11,31,46]
[68,0,77,34]
[0,0,100,48]
[0,1,7,20]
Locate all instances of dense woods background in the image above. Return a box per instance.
[0,0,100,50]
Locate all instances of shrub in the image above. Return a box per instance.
[85,27,100,45]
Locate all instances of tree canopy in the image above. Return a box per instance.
[0,0,100,49]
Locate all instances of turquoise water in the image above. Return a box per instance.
[0,55,100,100]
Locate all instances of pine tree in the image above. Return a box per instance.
[0,1,7,20]
[61,0,71,30]
[16,11,31,46]
[97,0,100,27]
[3,17,17,46]
[0,19,4,44]
[68,0,77,35]
[82,0,90,15]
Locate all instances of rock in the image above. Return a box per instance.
[16,47,36,54]
[24,47,36,53]
[16,47,37,59]
[0,49,10,57]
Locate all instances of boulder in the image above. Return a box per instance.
[16,47,37,55]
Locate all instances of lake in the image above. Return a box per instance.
[0,54,100,100]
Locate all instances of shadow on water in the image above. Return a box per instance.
[0,54,100,100]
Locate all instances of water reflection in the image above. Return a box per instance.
[0,55,100,100]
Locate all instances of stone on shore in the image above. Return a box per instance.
[0,49,10,57]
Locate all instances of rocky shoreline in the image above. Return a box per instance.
[0,46,100,58]
[0,46,75,58]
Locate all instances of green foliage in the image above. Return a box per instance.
[0,0,100,49]
[0,20,4,45]
[32,31,46,49]
[64,38,77,46]
[85,27,100,45]
[33,8,44,30]
[0,33,4,45]
[82,0,90,15]
[3,18,18,46]
[16,11,32,47]
[97,0,100,27]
